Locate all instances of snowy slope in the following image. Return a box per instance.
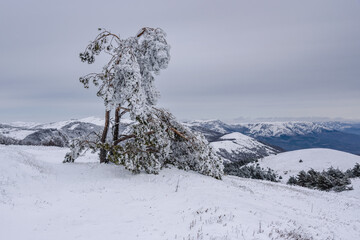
[184,119,236,142]
[0,127,36,140]
[1,145,360,240]
[254,148,360,182]
[211,132,279,162]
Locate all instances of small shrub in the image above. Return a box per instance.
[287,167,353,192]
[224,162,279,182]
[346,163,360,178]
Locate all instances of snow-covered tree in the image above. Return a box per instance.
[64,27,223,179]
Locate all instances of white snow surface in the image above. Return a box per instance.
[211,132,277,155]
[1,145,360,240]
[255,148,360,182]
[68,123,80,130]
[0,128,36,140]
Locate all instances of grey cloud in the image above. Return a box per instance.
[0,0,359,122]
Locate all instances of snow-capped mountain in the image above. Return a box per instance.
[211,132,280,163]
[185,119,360,138]
[0,117,108,147]
[184,119,354,138]
[185,120,360,155]
[183,119,235,142]
[236,121,347,137]
[184,119,233,134]
[185,120,355,138]
[0,117,137,147]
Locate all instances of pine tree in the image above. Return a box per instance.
[346,163,360,178]
[64,28,223,179]
[353,163,360,177]
[287,167,353,192]
[296,170,308,187]
[287,176,297,185]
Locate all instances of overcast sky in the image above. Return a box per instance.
[0,0,359,123]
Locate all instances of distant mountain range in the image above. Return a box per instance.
[1,118,360,163]
[0,117,129,147]
[185,120,360,156]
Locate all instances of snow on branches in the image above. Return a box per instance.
[79,27,169,113]
[65,27,223,179]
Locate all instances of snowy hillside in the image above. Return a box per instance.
[1,145,360,239]
[184,119,235,142]
[211,132,279,163]
[254,148,360,182]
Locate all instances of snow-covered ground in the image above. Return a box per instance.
[211,132,278,158]
[255,148,360,182]
[0,128,36,140]
[1,145,360,240]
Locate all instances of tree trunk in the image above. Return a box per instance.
[113,106,120,142]
[100,110,110,163]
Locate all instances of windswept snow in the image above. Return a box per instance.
[1,145,359,239]
[255,148,360,182]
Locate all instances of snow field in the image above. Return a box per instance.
[256,148,360,182]
[1,145,359,239]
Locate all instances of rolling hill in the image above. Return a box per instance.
[252,148,360,183]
